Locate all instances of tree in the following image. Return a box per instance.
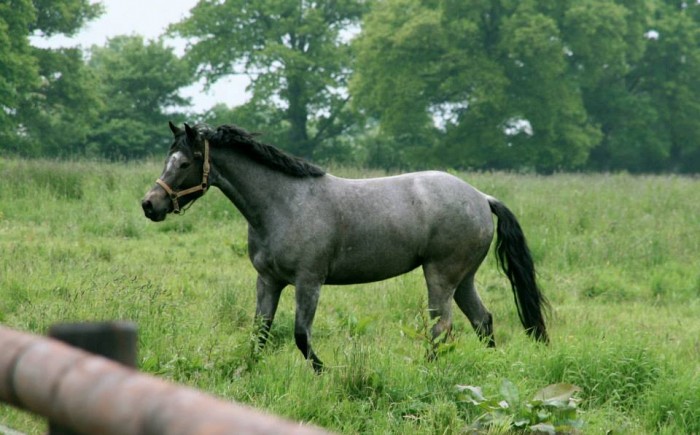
[171,0,367,158]
[198,102,289,148]
[16,47,103,157]
[1,0,103,155]
[85,36,193,159]
[568,0,700,173]
[565,0,668,172]
[352,0,601,171]
[350,0,449,168]
[637,3,700,173]
[1,0,39,149]
[353,0,700,173]
[29,0,102,36]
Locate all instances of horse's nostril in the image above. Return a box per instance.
[142,199,152,213]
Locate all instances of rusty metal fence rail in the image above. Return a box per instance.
[0,324,329,435]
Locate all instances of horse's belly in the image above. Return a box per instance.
[325,247,421,285]
[325,266,420,285]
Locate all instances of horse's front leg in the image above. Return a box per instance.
[294,279,324,372]
[255,274,285,350]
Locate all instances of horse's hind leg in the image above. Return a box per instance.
[255,274,285,350]
[454,274,495,347]
[422,263,458,355]
[294,280,324,372]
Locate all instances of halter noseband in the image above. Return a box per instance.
[155,139,210,214]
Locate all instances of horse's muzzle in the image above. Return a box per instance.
[141,198,167,222]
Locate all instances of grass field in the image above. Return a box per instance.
[0,158,698,434]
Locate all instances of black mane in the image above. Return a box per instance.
[201,124,325,178]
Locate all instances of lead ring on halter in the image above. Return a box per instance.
[155,139,210,214]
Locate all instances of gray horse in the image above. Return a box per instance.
[142,122,549,371]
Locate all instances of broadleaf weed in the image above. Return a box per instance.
[456,380,583,433]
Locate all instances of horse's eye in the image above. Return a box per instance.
[180,161,191,169]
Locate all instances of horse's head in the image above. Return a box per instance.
[141,122,210,221]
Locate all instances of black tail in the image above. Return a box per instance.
[488,197,549,343]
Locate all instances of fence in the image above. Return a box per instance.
[0,323,329,435]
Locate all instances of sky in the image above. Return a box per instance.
[30,0,250,112]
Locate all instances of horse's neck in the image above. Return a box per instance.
[208,147,302,229]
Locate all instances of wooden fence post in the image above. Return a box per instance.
[47,322,138,435]
[0,324,329,435]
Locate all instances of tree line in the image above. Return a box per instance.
[2,0,699,173]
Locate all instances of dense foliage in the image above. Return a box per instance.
[84,36,192,159]
[2,0,699,172]
[353,0,700,172]
[170,0,366,159]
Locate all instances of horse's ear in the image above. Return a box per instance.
[169,121,181,136]
[184,123,197,142]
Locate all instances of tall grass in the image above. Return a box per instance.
[0,158,698,433]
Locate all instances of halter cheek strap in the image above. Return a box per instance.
[156,139,210,214]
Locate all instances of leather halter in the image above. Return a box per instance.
[155,139,210,214]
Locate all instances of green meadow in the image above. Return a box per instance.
[0,158,698,433]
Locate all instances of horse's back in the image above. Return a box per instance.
[328,171,491,225]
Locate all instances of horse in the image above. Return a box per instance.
[141,122,549,371]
